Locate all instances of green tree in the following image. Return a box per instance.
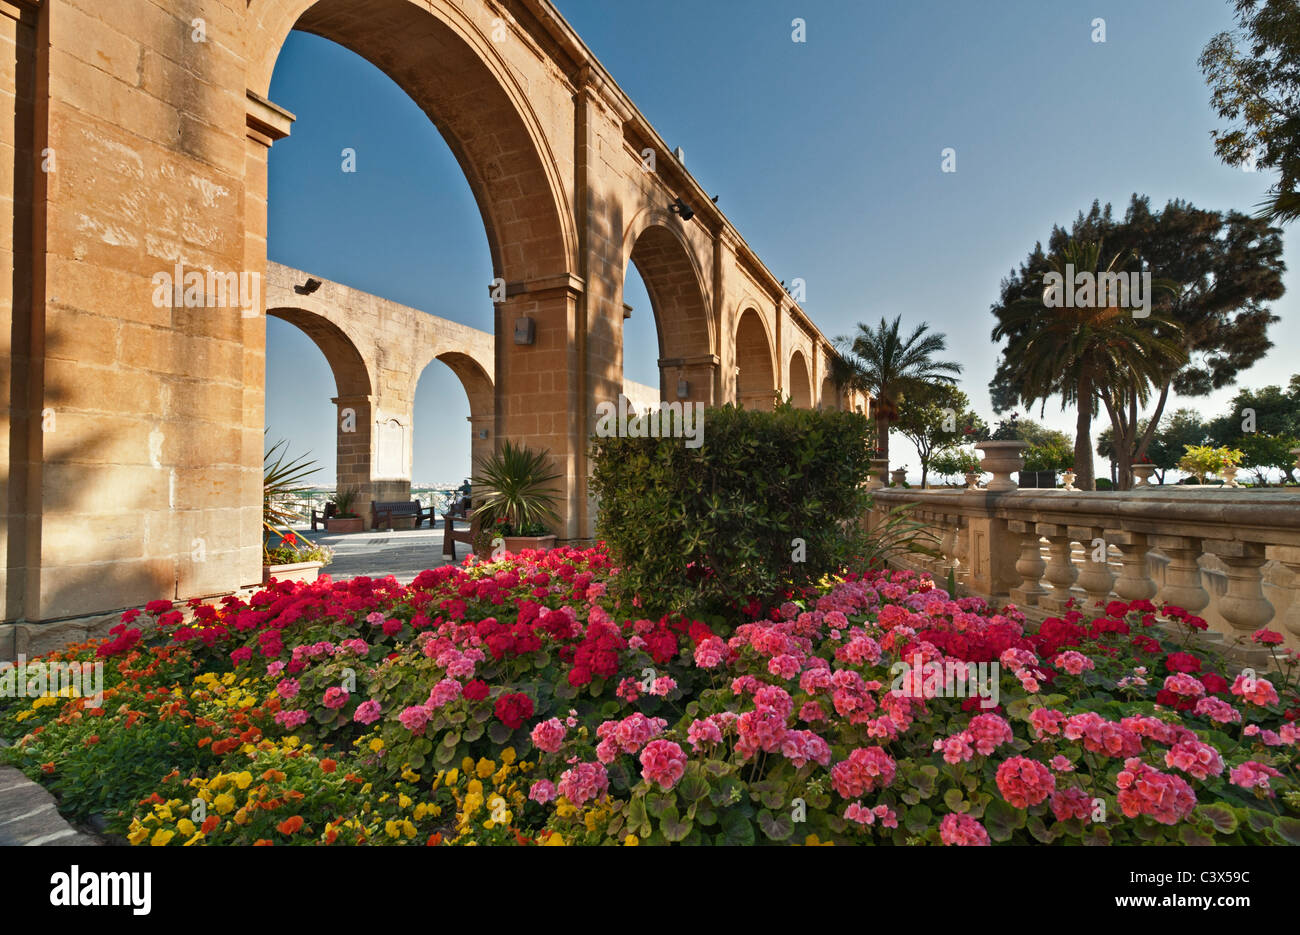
[930,448,981,485]
[991,196,1283,486]
[1206,376,1300,482]
[990,237,1184,490]
[1016,419,1075,472]
[895,384,985,488]
[1148,409,1209,483]
[831,315,963,466]
[1201,0,1300,221]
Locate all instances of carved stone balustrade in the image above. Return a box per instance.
[866,485,1300,652]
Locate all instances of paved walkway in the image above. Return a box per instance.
[293,523,465,584]
[0,765,100,846]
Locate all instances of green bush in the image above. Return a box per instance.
[588,402,873,617]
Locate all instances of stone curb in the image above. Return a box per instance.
[0,765,101,847]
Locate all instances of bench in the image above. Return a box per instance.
[310,501,336,531]
[371,499,433,530]
[441,503,480,559]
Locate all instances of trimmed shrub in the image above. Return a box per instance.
[588,402,873,616]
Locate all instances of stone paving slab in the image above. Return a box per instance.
[0,766,100,846]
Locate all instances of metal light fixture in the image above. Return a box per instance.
[676,378,689,399]
[294,277,322,295]
[669,197,694,222]
[514,316,535,345]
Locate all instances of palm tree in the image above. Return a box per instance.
[992,240,1184,490]
[832,316,963,465]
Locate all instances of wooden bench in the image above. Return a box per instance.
[371,499,433,530]
[310,501,336,531]
[441,503,480,559]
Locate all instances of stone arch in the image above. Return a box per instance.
[820,375,840,411]
[249,0,576,284]
[422,351,495,482]
[621,207,715,401]
[788,350,813,409]
[735,307,776,410]
[266,306,372,398]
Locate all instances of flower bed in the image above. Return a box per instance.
[1,546,1297,845]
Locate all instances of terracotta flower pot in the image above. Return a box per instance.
[503,535,557,553]
[325,516,364,534]
[262,560,323,585]
[974,440,1028,492]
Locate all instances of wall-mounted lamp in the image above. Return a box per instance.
[477,428,489,440]
[514,316,535,345]
[669,197,695,222]
[294,277,322,295]
[676,379,689,399]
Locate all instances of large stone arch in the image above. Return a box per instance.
[621,207,716,403]
[248,0,576,283]
[265,307,372,399]
[788,349,812,409]
[735,307,776,410]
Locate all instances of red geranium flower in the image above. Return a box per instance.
[493,692,534,730]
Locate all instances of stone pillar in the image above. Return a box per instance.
[658,354,718,405]
[966,512,1019,603]
[1108,530,1157,603]
[1069,525,1114,612]
[1007,520,1047,607]
[333,395,374,525]
[1150,535,1210,615]
[1038,524,1079,615]
[1203,539,1274,635]
[1272,546,1300,642]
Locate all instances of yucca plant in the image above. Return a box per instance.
[264,434,320,559]
[471,441,562,536]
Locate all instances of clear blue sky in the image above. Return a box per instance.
[266,0,1297,485]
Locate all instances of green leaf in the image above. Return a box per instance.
[659,805,692,843]
[1179,824,1214,846]
[627,797,650,837]
[758,808,794,841]
[905,803,933,834]
[1274,817,1300,845]
[719,808,755,846]
[982,798,1025,843]
[942,789,967,813]
[1192,804,1238,835]
[677,773,710,805]
[487,721,511,744]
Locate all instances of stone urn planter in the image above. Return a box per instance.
[1061,470,1078,492]
[866,458,889,491]
[974,440,1028,492]
[963,471,982,491]
[889,468,907,487]
[325,515,364,534]
[1291,447,1299,474]
[262,560,324,585]
[1130,464,1156,488]
[1220,465,1242,489]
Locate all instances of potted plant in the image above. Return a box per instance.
[974,413,1028,491]
[1130,453,1157,488]
[889,466,908,487]
[263,531,333,584]
[262,436,334,582]
[325,486,364,533]
[1176,444,1244,487]
[471,441,562,557]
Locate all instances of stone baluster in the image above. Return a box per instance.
[939,519,958,578]
[1108,530,1157,603]
[1008,520,1047,607]
[1038,523,1079,614]
[1272,546,1300,641]
[1204,540,1275,635]
[1069,524,1114,612]
[1149,535,1210,615]
[953,519,969,587]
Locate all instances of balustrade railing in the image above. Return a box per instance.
[868,485,1300,654]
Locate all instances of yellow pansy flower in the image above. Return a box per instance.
[150,829,175,846]
[369,738,385,753]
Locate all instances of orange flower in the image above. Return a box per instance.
[320,758,337,773]
[253,839,273,846]
[276,815,304,835]
[40,762,55,775]
[426,832,443,846]
[201,816,220,834]
[262,769,286,783]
